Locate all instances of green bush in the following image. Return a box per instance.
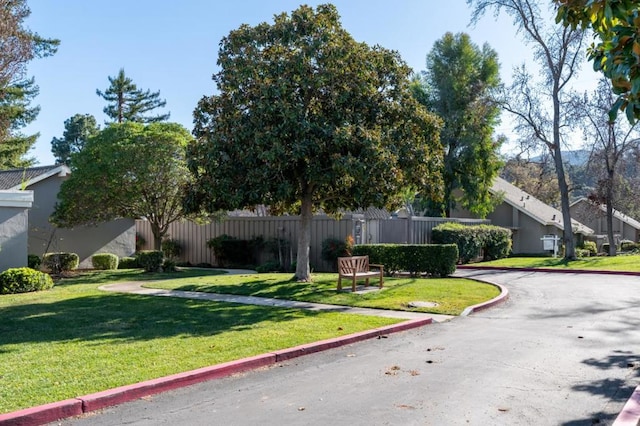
[581,240,597,255]
[27,254,41,269]
[621,240,637,251]
[42,252,79,274]
[136,250,164,272]
[162,258,178,272]
[91,253,119,270]
[321,236,354,270]
[206,235,262,267]
[432,223,512,264]
[256,260,282,273]
[118,256,140,269]
[0,267,54,294]
[353,244,458,277]
[161,238,182,259]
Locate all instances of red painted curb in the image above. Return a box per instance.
[79,353,276,412]
[375,318,433,334]
[274,329,382,362]
[461,282,509,316]
[0,398,82,426]
[457,265,640,276]
[613,385,640,425]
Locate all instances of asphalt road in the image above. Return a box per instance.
[58,270,640,426]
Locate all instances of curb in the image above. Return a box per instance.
[0,318,432,426]
[457,264,640,277]
[613,385,640,425]
[460,281,509,316]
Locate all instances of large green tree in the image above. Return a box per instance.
[414,32,503,218]
[555,0,640,122]
[186,4,443,281]
[0,0,58,168]
[96,68,170,124]
[53,122,198,249]
[50,113,99,164]
[468,0,585,260]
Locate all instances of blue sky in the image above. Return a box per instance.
[23,0,600,165]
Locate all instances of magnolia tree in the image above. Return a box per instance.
[185,4,443,282]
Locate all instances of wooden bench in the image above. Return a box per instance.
[337,255,384,292]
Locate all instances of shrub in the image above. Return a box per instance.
[353,244,458,277]
[161,238,182,259]
[135,232,146,251]
[576,248,591,258]
[27,254,41,269]
[163,258,178,272]
[136,250,164,272]
[581,240,597,255]
[621,240,637,251]
[91,253,119,270]
[256,260,282,273]
[432,223,512,264]
[321,237,352,270]
[0,268,54,294]
[42,252,79,274]
[118,256,140,269]
[206,235,262,267]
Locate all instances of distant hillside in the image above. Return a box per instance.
[531,149,590,167]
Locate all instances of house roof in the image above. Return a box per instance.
[570,198,640,231]
[492,177,594,235]
[0,165,70,190]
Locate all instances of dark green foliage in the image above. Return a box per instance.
[621,240,637,252]
[136,250,164,272]
[96,68,169,124]
[50,113,99,165]
[0,267,53,294]
[27,254,41,269]
[162,258,178,272]
[432,223,511,264]
[206,235,262,268]
[321,237,350,269]
[118,256,140,269]
[42,252,79,274]
[91,253,119,270]
[161,238,182,260]
[353,244,458,277]
[256,261,283,273]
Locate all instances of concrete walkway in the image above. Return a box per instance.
[98,280,454,322]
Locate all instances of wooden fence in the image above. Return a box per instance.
[136,215,490,272]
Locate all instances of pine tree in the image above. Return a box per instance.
[50,113,99,165]
[96,69,170,123]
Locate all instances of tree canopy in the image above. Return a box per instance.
[53,122,198,249]
[414,32,503,218]
[555,0,640,122]
[186,4,443,281]
[0,0,58,168]
[96,68,170,124]
[50,113,99,165]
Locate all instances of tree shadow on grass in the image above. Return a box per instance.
[0,292,323,348]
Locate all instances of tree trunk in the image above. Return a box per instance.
[294,193,313,282]
[606,175,617,256]
[150,222,163,251]
[552,86,576,260]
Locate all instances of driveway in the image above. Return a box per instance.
[59,270,640,425]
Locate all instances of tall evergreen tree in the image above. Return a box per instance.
[50,113,99,165]
[0,0,58,168]
[96,69,170,124]
[414,32,503,218]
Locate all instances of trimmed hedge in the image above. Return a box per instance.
[137,250,164,272]
[0,267,54,294]
[118,256,140,269]
[432,223,512,264]
[42,252,79,274]
[27,254,41,269]
[352,244,458,277]
[91,253,119,270]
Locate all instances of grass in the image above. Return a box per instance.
[476,253,640,272]
[0,269,401,414]
[147,271,501,316]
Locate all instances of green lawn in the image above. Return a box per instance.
[476,254,640,272]
[0,269,400,414]
[147,271,500,316]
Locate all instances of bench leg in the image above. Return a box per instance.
[365,278,370,287]
[379,272,383,288]
[337,276,342,291]
[352,277,357,292]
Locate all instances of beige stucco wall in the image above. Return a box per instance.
[27,175,135,268]
[570,201,639,242]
